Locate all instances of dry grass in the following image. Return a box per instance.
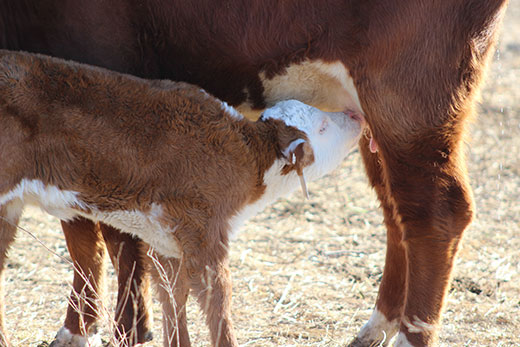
[4,3,520,346]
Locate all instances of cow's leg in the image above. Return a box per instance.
[0,201,23,347]
[386,143,472,347]
[354,83,479,347]
[52,218,106,347]
[348,136,403,347]
[99,223,153,345]
[347,3,505,345]
[149,253,191,347]
[351,116,474,347]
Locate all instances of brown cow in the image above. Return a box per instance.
[0,50,363,346]
[0,1,509,346]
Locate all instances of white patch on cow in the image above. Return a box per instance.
[401,315,435,334]
[355,309,400,346]
[235,99,260,120]
[51,326,102,347]
[315,60,362,110]
[236,59,363,117]
[229,100,362,239]
[220,100,244,120]
[394,332,415,347]
[0,179,181,258]
[0,179,86,220]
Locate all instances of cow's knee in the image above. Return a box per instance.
[391,163,473,345]
[398,168,474,242]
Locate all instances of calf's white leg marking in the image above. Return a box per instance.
[51,327,102,347]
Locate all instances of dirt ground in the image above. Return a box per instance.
[4,3,519,347]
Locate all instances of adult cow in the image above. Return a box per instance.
[0,0,508,346]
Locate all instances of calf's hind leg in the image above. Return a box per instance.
[56,220,152,346]
[53,218,107,347]
[0,202,22,347]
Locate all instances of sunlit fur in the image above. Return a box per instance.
[0,51,362,347]
[0,1,509,346]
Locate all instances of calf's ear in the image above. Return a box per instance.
[281,139,314,199]
[281,139,315,176]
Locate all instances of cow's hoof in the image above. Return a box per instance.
[347,335,389,347]
[347,337,369,347]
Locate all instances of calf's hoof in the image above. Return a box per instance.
[49,327,102,347]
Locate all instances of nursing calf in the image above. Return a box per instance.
[1,0,509,345]
[0,50,363,346]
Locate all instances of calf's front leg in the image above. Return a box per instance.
[149,254,191,347]
[178,222,238,347]
[100,223,153,345]
[189,257,237,347]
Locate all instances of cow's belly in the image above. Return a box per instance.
[237,59,362,120]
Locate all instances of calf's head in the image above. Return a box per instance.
[261,100,364,196]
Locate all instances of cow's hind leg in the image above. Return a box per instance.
[384,133,473,346]
[51,218,106,347]
[0,201,22,347]
[100,223,153,346]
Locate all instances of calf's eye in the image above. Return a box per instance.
[319,118,329,135]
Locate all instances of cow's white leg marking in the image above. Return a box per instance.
[354,309,400,346]
[394,332,415,347]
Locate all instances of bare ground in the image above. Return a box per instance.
[4,3,519,347]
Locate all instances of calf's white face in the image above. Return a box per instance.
[263,99,364,182]
[228,100,363,238]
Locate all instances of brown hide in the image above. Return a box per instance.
[0,50,315,347]
[0,0,509,346]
